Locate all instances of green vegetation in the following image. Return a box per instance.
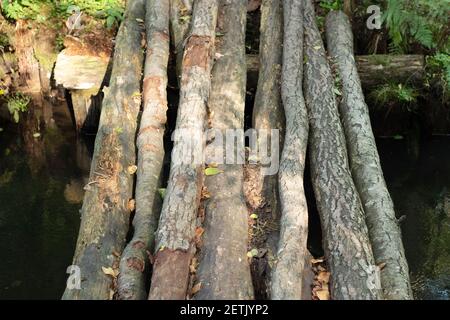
[370,83,418,110]
[319,0,342,12]
[382,0,449,97]
[383,0,449,53]
[1,0,124,28]
[6,92,30,123]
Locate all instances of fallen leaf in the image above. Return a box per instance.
[102,266,119,278]
[191,282,202,295]
[128,199,136,212]
[190,257,198,274]
[316,289,330,300]
[127,165,137,175]
[158,188,166,199]
[317,271,331,283]
[201,187,211,199]
[378,262,387,270]
[195,227,205,238]
[205,167,223,176]
[311,257,324,264]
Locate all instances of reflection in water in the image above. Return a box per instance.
[378,137,450,300]
[0,100,92,299]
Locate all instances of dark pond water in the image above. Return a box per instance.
[0,102,448,299]
[378,136,450,300]
[0,102,92,299]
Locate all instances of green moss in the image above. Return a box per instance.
[34,48,57,72]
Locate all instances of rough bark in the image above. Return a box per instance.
[246,54,425,90]
[170,0,192,80]
[62,0,145,300]
[249,0,284,299]
[303,0,381,300]
[270,0,309,300]
[148,0,218,300]
[117,0,170,300]
[326,11,413,300]
[195,0,253,300]
[252,2,284,213]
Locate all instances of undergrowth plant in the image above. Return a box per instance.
[6,92,30,123]
[370,82,419,113]
[1,0,124,29]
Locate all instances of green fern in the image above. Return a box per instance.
[383,0,449,53]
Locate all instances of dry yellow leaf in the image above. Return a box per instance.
[102,266,119,278]
[127,165,138,175]
[317,271,331,283]
[316,289,330,300]
[191,282,202,295]
[128,199,136,212]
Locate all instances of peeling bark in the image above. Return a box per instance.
[62,0,145,300]
[148,0,218,300]
[195,0,253,300]
[271,0,309,300]
[303,0,381,300]
[117,0,170,300]
[326,11,413,300]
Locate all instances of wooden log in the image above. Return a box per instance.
[355,54,425,89]
[271,0,309,300]
[170,0,192,80]
[148,0,218,300]
[250,0,284,298]
[303,0,381,300]
[326,11,413,300]
[194,0,254,300]
[117,0,170,300]
[245,54,425,89]
[252,1,284,210]
[62,0,145,300]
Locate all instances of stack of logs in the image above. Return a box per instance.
[63,0,417,300]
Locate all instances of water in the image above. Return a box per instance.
[0,102,92,299]
[378,136,450,300]
[0,104,448,298]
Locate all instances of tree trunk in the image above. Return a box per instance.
[170,0,192,80]
[249,0,284,299]
[148,0,218,300]
[326,11,413,300]
[62,0,145,300]
[252,4,284,218]
[194,0,253,300]
[271,0,309,300]
[246,54,425,90]
[117,0,170,300]
[303,0,381,300]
